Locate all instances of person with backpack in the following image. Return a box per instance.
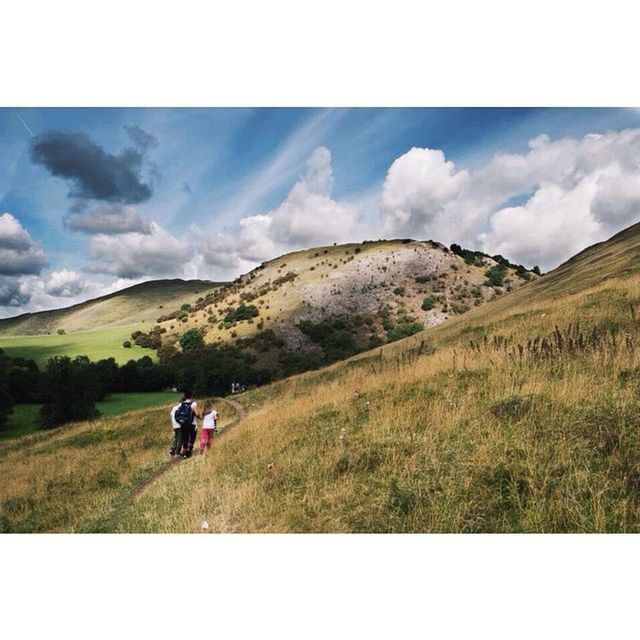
[173,390,199,458]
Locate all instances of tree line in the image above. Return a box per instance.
[0,351,173,429]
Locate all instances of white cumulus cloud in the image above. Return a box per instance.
[379,129,640,269]
[380,147,469,238]
[87,222,191,279]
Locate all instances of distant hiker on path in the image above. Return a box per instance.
[199,399,219,453]
[172,390,200,458]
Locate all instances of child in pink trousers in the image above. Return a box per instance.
[199,400,219,452]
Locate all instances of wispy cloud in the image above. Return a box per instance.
[215,109,346,225]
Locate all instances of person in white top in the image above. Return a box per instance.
[169,402,181,456]
[198,399,219,453]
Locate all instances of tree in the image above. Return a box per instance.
[533,265,541,276]
[179,328,204,352]
[38,356,103,429]
[94,358,119,391]
[0,350,14,429]
[8,358,42,403]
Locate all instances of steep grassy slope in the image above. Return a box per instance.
[0,279,220,336]
[110,222,640,533]
[2,224,640,532]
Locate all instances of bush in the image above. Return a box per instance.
[180,303,191,311]
[387,321,424,342]
[298,319,359,364]
[57,329,66,335]
[450,243,487,267]
[451,303,470,314]
[485,264,508,287]
[224,304,259,323]
[421,295,437,311]
[393,286,405,296]
[134,333,161,349]
[179,329,204,352]
[122,341,132,348]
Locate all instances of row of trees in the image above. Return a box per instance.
[0,339,274,430]
[0,351,173,430]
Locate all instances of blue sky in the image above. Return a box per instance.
[2,107,640,316]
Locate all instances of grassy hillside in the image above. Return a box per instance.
[0,278,221,366]
[0,279,220,336]
[0,324,155,366]
[2,223,640,532]
[153,239,535,375]
[0,395,238,533]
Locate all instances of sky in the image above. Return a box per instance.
[2,107,640,317]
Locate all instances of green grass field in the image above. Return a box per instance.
[1,391,179,440]
[0,324,156,366]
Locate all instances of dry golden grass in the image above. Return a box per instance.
[0,399,234,532]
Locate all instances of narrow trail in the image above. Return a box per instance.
[83,396,249,531]
[129,396,247,500]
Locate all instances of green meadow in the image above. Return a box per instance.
[0,324,155,367]
[2,391,179,440]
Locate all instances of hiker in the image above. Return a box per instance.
[173,390,199,458]
[199,399,219,453]
[169,400,181,456]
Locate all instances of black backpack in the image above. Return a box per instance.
[175,400,194,427]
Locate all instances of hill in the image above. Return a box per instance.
[0,240,535,371]
[153,239,536,369]
[0,279,221,365]
[3,222,640,532]
[0,279,220,336]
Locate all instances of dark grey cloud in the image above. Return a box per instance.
[124,125,158,153]
[0,277,31,307]
[31,131,152,204]
[64,205,152,236]
[0,213,47,276]
[0,249,46,276]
